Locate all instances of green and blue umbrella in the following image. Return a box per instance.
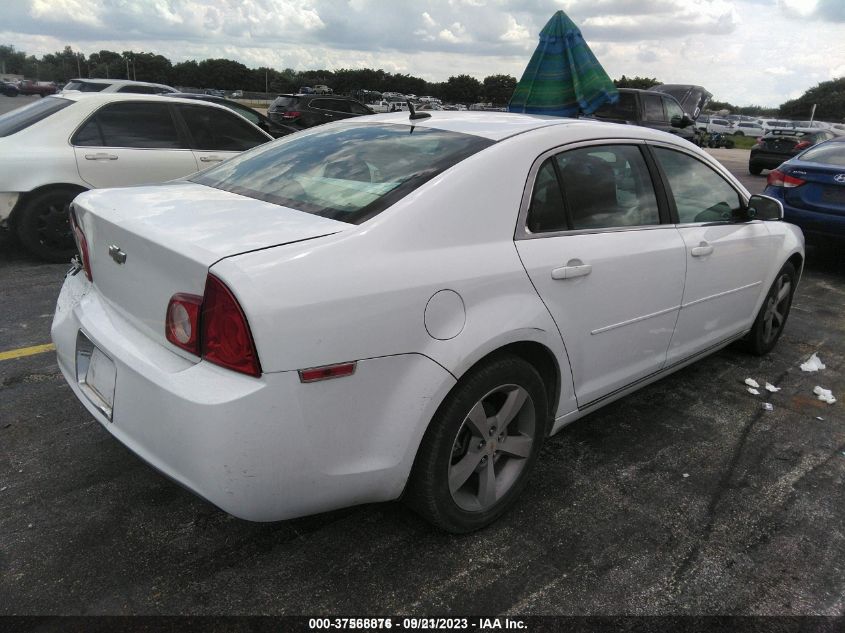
[508,10,618,117]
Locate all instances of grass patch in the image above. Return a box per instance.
[729,134,758,149]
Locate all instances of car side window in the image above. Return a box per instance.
[73,102,183,148]
[664,98,684,122]
[178,104,269,152]
[117,85,159,94]
[653,147,742,223]
[348,102,372,115]
[555,145,660,230]
[526,159,567,233]
[643,94,665,122]
[310,99,330,111]
[326,99,351,113]
[230,104,260,125]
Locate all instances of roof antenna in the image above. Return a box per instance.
[407,99,430,120]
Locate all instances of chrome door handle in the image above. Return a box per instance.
[691,242,714,257]
[200,156,224,163]
[551,260,592,280]
[84,153,118,161]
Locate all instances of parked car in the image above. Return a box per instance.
[17,80,57,97]
[231,90,244,98]
[732,121,765,137]
[592,88,696,142]
[168,92,296,138]
[61,78,177,94]
[267,93,374,131]
[706,117,734,134]
[204,89,225,97]
[763,139,845,243]
[749,129,836,175]
[52,111,802,532]
[0,93,273,261]
[647,84,711,120]
[1,79,19,97]
[313,85,333,94]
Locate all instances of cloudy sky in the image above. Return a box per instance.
[1,0,843,107]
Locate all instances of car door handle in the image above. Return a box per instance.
[551,260,592,280]
[84,153,118,161]
[691,242,714,257]
[200,155,224,163]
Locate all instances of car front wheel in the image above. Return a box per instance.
[745,262,797,355]
[405,355,547,533]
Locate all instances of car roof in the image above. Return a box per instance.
[344,110,683,142]
[65,78,173,88]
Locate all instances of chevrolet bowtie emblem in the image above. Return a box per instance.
[108,244,127,265]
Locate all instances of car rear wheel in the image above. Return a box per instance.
[405,355,547,533]
[749,164,763,176]
[744,262,796,355]
[15,187,81,262]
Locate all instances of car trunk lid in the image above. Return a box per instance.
[72,181,347,352]
[784,161,845,217]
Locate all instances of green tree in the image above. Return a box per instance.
[779,77,845,121]
[441,74,483,104]
[483,74,517,105]
[614,75,661,89]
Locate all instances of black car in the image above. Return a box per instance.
[169,93,295,138]
[267,94,374,131]
[1,80,19,97]
[592,88,696,142]
[749,129,836,175]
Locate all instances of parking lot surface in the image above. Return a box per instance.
[1,94,843,615]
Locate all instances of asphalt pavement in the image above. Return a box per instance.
[0,93,843,616]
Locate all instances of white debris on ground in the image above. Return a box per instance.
[762,403,774,411]
[800,353,826,372]
[682,473,689,478]
[745,378,760,388]
[817,416,825,421]
[765,382,781,392]
[813,386,837,405]
[748,387,760,395]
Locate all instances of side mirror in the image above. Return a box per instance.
[671,114,694,129]
[745,194,783,221]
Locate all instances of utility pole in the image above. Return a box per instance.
[126,56,130,79]
[76,53,81,78]
[265,68,268,96]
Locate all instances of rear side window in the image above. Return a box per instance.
[178,104,269,151]
[191,123,494,224]
[663,98,684,122]
[526,159,567,233]
[593,92,636,120]
[642,95,664,122]
[72,102,183,148]
[117,85,160,94]
[272,97,296,109]
[653,147,741,223]
[0,97,73,137]
[798,143,845,166]
[348,102,372,115]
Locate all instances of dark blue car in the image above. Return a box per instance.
[763,139,845,243]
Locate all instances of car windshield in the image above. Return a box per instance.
[797,142,845,167]
[593,92,636,120]
[191,122,494,224]
[63,80,107,92]
[0,96,73,137]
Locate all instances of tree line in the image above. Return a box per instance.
[0,44,517,105]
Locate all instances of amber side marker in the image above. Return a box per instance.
[0,343,56,362]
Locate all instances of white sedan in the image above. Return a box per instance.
[0,93,273,261]
[52,111,804,533]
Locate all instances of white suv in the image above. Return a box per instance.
[61,79,178,95]
[0,93,273,260]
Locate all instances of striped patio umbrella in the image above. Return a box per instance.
[508,10,618,117]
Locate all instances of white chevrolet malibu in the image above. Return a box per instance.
[52,111,804,532]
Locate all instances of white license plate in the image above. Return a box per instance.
[76,331,116,420]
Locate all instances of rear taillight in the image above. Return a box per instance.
[69,206,92,281]
[281,110,301,119]
[165,293,203,355]
[793,140,812,151]
[767,169,806,188]
[200,275,261,377]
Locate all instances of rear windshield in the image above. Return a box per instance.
[0,96,73,137]
[64,80,108,92]
[797,142,845,167]
[593,92,636,120]
[271,97,296,108]
[191,122,494,224]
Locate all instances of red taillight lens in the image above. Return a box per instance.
[793,140,812,151]
[69,206,92,281]
[200,274,261,377]
[165,293,203,355]
[281,110,301,119]
[767,169,806,188]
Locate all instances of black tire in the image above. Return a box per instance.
[724,139,735,149]
[734,131,744,136]
[405,355,547,533]
[14,187,82,262]
[749,164,762,176]
[744,262,797,355]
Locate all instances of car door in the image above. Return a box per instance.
[515,143,687,407]
[73,101,198,189]
[175,103,272,167]
[649,145,775,363]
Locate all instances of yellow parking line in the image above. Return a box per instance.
[0,343,56,361]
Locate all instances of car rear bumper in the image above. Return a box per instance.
[765,187,845,240]
[750,151,793,170]
[52,270,455,521]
